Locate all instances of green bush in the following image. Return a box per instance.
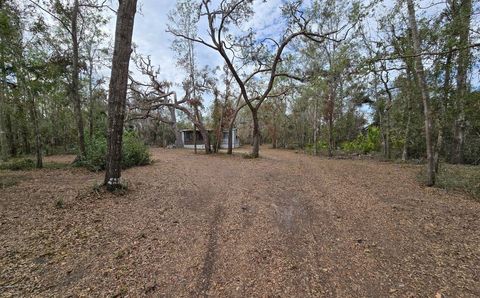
[77,132,150,171]
[0,158,35,171]
[121,131,150,168]
[83,135,108,171]
[305,141,329,154]
[342,126,381,154]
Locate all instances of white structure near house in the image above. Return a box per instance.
[180,128,240,149]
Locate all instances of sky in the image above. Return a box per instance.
[104,0,286,97]
[101,0,478,108]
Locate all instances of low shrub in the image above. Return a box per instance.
[342,126,381,154]
[77,131,150,171]
[305,141,329,155]
[0,158,35,171]
[122,132,150,169]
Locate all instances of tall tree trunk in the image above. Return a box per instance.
[328,115,333,157]
[199,126,211,154]
[402,65,415,161]
[28,91,42,168]
[407,0,435,186]
[104,0,138,189]
[88,47,95,139]
[383,89,393,159]
[71,0,86,158]
[325,89,335,157]
[434,50,453,172]
[402,107,411,161]
[452,0,472,164]
[251,108,260,158]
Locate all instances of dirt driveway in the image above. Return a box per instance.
[1,148,479,297]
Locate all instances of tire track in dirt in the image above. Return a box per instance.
[271,155,339,296]
[287,151,480,296]
[293,155,387,296]
[196,205,224,297]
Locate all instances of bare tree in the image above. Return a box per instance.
[128,55,216,154]
[104,0,138,190]
[167,0,352,158]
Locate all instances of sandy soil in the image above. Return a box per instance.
[0,148,479,297]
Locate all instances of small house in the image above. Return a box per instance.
[181,128,240,149]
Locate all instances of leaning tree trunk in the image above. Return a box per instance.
[104,0,138,190]
[251,108,260,158]
[407,0,435,186]
[71,0,86,159]
[452,0,472,164]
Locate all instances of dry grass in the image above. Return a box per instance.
[436,163,480,200]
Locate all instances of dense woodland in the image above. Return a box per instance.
[0,0,479,188]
